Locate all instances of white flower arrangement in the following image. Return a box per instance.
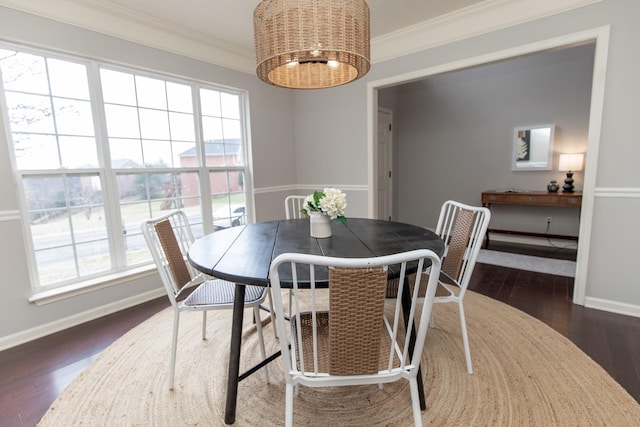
[301,188,348,225]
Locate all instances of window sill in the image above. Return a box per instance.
[29,264,158,306]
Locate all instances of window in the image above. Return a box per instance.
[0,44,250,293]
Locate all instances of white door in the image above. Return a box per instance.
[377,109,393,220]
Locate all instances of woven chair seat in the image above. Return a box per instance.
[184,278,267,307]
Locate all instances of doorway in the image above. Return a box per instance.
[377,108,393,221]
[367,27,610,306]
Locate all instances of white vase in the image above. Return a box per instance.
[309,212,332,238]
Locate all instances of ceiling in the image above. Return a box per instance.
[0,0,595,73]
[100,0,486,54]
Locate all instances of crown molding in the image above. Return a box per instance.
[0,0,257,74]
[0,0,600,75]
[371,0,602,63]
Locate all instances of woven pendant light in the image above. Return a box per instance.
[254,0,370,89]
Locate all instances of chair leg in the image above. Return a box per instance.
[268,288,278,338]
[285,383,294,427]
[458,301,473,374]
[169,311,180,390]
[202,311,207,340]
[409,378,424,427]
[254,306,270,384]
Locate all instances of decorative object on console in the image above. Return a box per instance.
[253,0,370,89]
[512,124,555,171]
[558,153,584,193]
[547,180,559,193]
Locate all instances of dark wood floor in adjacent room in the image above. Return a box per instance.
[1,243,639,426]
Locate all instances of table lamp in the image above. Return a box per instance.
[558,153,584,193]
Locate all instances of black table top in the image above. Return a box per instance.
[187,218,445,288]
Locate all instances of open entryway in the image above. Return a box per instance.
[367,27,610,306]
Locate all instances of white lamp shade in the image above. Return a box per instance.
[558,153,584,172]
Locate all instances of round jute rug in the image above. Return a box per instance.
[38,291,640,426]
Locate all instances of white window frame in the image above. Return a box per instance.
[0,42,254,303]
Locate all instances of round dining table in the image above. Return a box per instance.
[187,217,445,424]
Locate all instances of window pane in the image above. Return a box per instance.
[53,98,95,136]
[36,247,76,285]
[204,141,223,167]
[48,58,90,99]
[25,173,109,286]
[123,231,149,266]
[104,104,140,138]
[59,136,99,168]
[202,116,222,142]
[220,92,240,119]
[200,88,221,116]
[139,108,169,140]
[0,50,49,95]
[100,69,136,105]
[167,82,192,113]
[118,171,201,265]
[13,134,60,170]
[175,141,197,168]
[142,140,172,167]
[5,92,54,133]
[210,171,245,230]
[169,112,195,141]
[135,75,167,109]
[223,118,241,139]
[77,240,111,276]
[110,138,143,167]
[28,201,72,249]
[1,54,98,176]
[225,139,244,166]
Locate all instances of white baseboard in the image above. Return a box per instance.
[0,288,166,352]
[584,296,640,319]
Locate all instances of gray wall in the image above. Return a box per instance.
[385,44,594,236]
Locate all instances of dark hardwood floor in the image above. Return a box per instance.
[1,243,638,426]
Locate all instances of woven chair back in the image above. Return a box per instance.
[441,209,476,280]
[155,219,192,291]
[328,266,388,375]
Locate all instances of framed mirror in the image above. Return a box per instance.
[512,124,555,171]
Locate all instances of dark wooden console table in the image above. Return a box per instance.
[481,190,582,248]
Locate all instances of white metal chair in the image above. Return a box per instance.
[430,200,491,374]
[141,210,269,389]
[283,194,308,317]
[269,249,442,427]
[285,195,307,219]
